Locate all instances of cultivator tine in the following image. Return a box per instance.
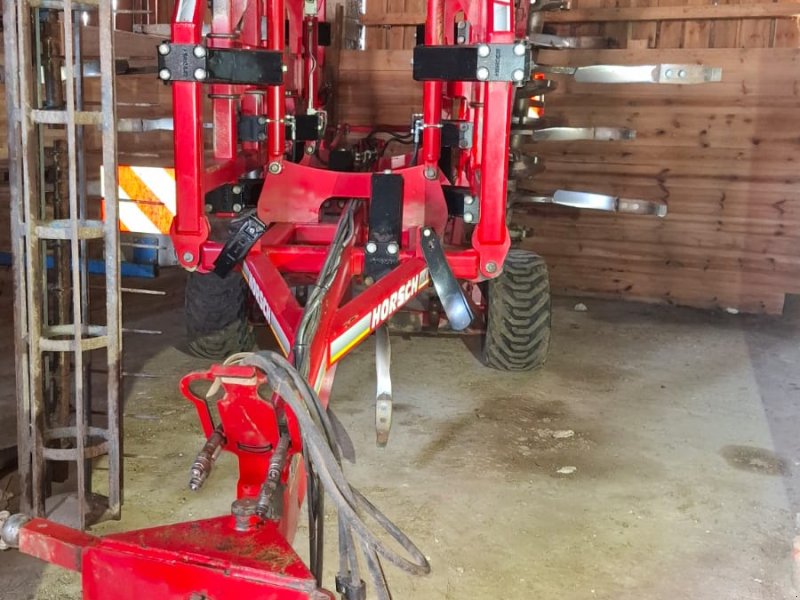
[536,63,723,85]
[529,33,612,50]
[513,190,668,217]
[420,229,474,332]
[375,325,392,447]
[518,126,637,142]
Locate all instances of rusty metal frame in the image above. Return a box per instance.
[3,0,122,528]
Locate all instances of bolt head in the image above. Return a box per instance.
[366,242,378,254]
[485,261,497,273]
[387,242,399,255]
[665,69,674,78]
[424,166,438,180]
[476,66,490,81]
[194,68,207,81]
[268,162,282,174]
[423,228,432,237]
[158,68,172,81]
[157,43,171,56]
[193,45,207,58]
[232,203,243,213]
[258,116,268,125]
[513,43,527,56]
[464,195,475,205]
[182,251,194,263]
[232,185,242,195]
[205,203,213,213]
[512,69,525,82]
[678,69,687,79]
[477,44,491,58]
[463,212,474,224]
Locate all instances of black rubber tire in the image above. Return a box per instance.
[481,249,551,371]
[185,271,255,359]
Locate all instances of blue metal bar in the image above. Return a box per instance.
[0,252,157,278]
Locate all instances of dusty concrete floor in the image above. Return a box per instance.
[2,267,800,599]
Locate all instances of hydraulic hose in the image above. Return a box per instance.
[240,351,431,600]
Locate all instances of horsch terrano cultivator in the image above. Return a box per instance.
[0,0,721,597]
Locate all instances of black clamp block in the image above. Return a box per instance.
[157,42,283,85]
[442,186,480,225]
[318,22,332,46]
[213,215,267,277]
[288,113,323,141]
[441,120,473,149]
[365,173,404,281]
[205,180,264,215]
[238,115,268,142]
[329,148,356,172]
[413,43,530,84]
[237,113,322,143]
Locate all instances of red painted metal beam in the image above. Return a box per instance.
[19,518,97,572]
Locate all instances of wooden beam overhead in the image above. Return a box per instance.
[361,13,424,26]
[361,3,800,26]
[545,3,800,23]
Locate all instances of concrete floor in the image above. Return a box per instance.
[2,267,800,599]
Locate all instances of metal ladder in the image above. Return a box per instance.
[3,0,122,529]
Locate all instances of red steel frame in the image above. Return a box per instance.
[12,0,525,598]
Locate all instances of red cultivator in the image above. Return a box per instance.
[0,0,722,597]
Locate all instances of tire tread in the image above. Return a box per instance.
[482,249,551,371]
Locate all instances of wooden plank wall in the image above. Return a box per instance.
[523,1,800,314]
[347,1,800,314]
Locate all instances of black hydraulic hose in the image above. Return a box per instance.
[241,352,431,598]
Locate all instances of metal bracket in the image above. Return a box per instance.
[213,215,268,277]
[420,228,474,331]
[157,43,284,85]
[514,189,668,217]
[365,174,404,281]
[536,63,722,85]
[514,126,636,142]
[413,43,530,83]
[205,179,264,215]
